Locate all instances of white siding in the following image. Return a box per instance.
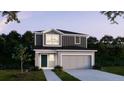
[34,49,96,69]
[35,53,41,69]
[47,54,56,67]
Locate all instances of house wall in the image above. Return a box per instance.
[35,53,41,69]
[35,50,57,69]
[62,36,86,48]
[35,30,87,48]
[57,51,95,67]
[47,54,57,67]
[35,34,43,46]
[34,49,96,69]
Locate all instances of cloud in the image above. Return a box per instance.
[18,12,32,20]
[0,18,7,33]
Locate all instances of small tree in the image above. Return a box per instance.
[12,44,31,73]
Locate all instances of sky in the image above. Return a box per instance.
[0,11,124,39]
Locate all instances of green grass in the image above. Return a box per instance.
[53,70,80,81]
[0,70,46,81]
[101,66,124,76]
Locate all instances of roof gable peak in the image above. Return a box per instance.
[43,29,64,34]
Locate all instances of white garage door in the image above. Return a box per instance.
[62,55,91,69]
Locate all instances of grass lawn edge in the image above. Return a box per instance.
[100,66,124,76]
[52,69,80,81]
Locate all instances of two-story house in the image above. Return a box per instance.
[34,29,97,69]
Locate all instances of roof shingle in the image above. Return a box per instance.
[35,29,87,35]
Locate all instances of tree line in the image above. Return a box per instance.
[0,30,124,70]
[88,35,124,67]
[0,30,34,69]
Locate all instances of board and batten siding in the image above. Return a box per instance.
[35,32,87,48]
[62,36,86,48]
[36,34,43,46]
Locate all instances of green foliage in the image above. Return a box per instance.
[0,70,46,81]
[21,31,34,46]
[101,11,124,24]
[12,44,32,73]
[87,36,98,49]
[88,35,124,67]
[101,66,124,76]
[54,65,63,71]
[0,30,34,70]
[0,11,20,24]
[53,70,80,81]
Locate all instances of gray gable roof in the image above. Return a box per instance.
[35,29,87,35]
[56,29,86,35]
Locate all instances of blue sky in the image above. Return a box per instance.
[0,11,124,39]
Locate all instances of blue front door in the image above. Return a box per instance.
[41,55,47,67]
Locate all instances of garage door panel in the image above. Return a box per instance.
[62,55,91,69]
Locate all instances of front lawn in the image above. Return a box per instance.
[53,70,80,81]
[0,70,46,81]
[101,66,124,76]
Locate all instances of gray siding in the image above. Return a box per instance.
[36,34,42,46]
[35,30,87,48]
[81,37,86,48]
[62,36,86,48]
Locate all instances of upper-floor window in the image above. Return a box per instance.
[46,34,59,45]
[75,36,81,44]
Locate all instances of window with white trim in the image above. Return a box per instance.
[49,54,55,62]
[75,36,81,44]
[46,34,59,45]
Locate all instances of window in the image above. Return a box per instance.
[46,34,59,45]
[75,36,81,44]
[49,54,55,62]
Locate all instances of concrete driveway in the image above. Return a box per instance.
[65,69,124,81]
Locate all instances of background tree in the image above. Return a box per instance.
[100,35,113,45]
[0,36,5,52]
[101,11,124,24]
[6,30,21,56]
[12,44,31,73]
[0,11,20,24]
[21,31,33,46]
[113,37,124,45]
[0,30,34,69]
[21,31,34,67]
[87,36,98,49]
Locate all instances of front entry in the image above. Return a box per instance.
[41,55,47,67]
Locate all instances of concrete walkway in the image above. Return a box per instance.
[43,69,61,81]
[65,69,124,81]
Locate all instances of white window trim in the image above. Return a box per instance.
[34,33,36,46]
[86,36,88,48]
[75,36,81,44]
[45,34,59,45]
[43,33,62,47]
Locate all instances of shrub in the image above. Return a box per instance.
[93,65,101,70]
[54,65,63,71]
[28,66,35,71]
[34,66,40,71]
